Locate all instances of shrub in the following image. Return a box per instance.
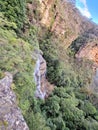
[0,0,26,30]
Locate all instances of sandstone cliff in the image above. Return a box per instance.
[0,0,98,129]
[76,42,98,68]
[27,0,98,54]
[38,0,96,47]
[28,0,98,97]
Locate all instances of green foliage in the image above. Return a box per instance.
[0,69,5,79]
[0,0,26,29]
[39,31,97,130]
[69,28,98,54]
[0,2,98,130]
[0,15,40,130]
[25,111,51,130]
[0,26,37,115]
[23,25,39,49]
[0,29,34,72]
[0,12,17,30]
[37,87,98,130]
[83,118,98,130]
[39,34,93,90]
[26,0,33,3]
[80,101,97,116]
[39,36,78,87]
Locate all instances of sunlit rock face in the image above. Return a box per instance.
[76,42,98,93]
[76,43,98,68]
[27,0,96,49]
[39,0,79,47]
[0,72,29,130]
[27,0,98,98]
[39,0,94,45]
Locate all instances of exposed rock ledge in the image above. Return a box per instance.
[76,43,98,70]
[0,72,29,130]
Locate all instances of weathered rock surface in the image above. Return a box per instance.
[27,0,98,54]
[38,0,96,48]
[76,42,98,95]
[34,53,54,99]
[0,72,29,130]
[27,0,98,98]
[76,43,98,69]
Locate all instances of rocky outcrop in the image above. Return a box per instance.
[0,72,29,130]
[37,0,95,48]
[27,0,98,98]
[76,43,98,69]
[76,40,98,95]
[34,53,54,99]
[27,0,97,49]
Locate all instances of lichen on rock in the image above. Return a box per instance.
[0,72,29,130]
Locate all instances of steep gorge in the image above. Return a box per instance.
[32,0,98,95]
[37,0,97,47]
[0,0,98,130]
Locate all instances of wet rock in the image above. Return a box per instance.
[34,54,47,99]
[34,53,54,99]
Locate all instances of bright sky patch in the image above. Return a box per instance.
[76,0,98,24]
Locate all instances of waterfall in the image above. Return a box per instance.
[34,54,46,99]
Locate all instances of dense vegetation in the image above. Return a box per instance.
[0,0,26,30]
[0,0,98,130]
[39,33,98,130]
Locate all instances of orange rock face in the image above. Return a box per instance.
[27,0,96,48]
[76,44,98,69]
